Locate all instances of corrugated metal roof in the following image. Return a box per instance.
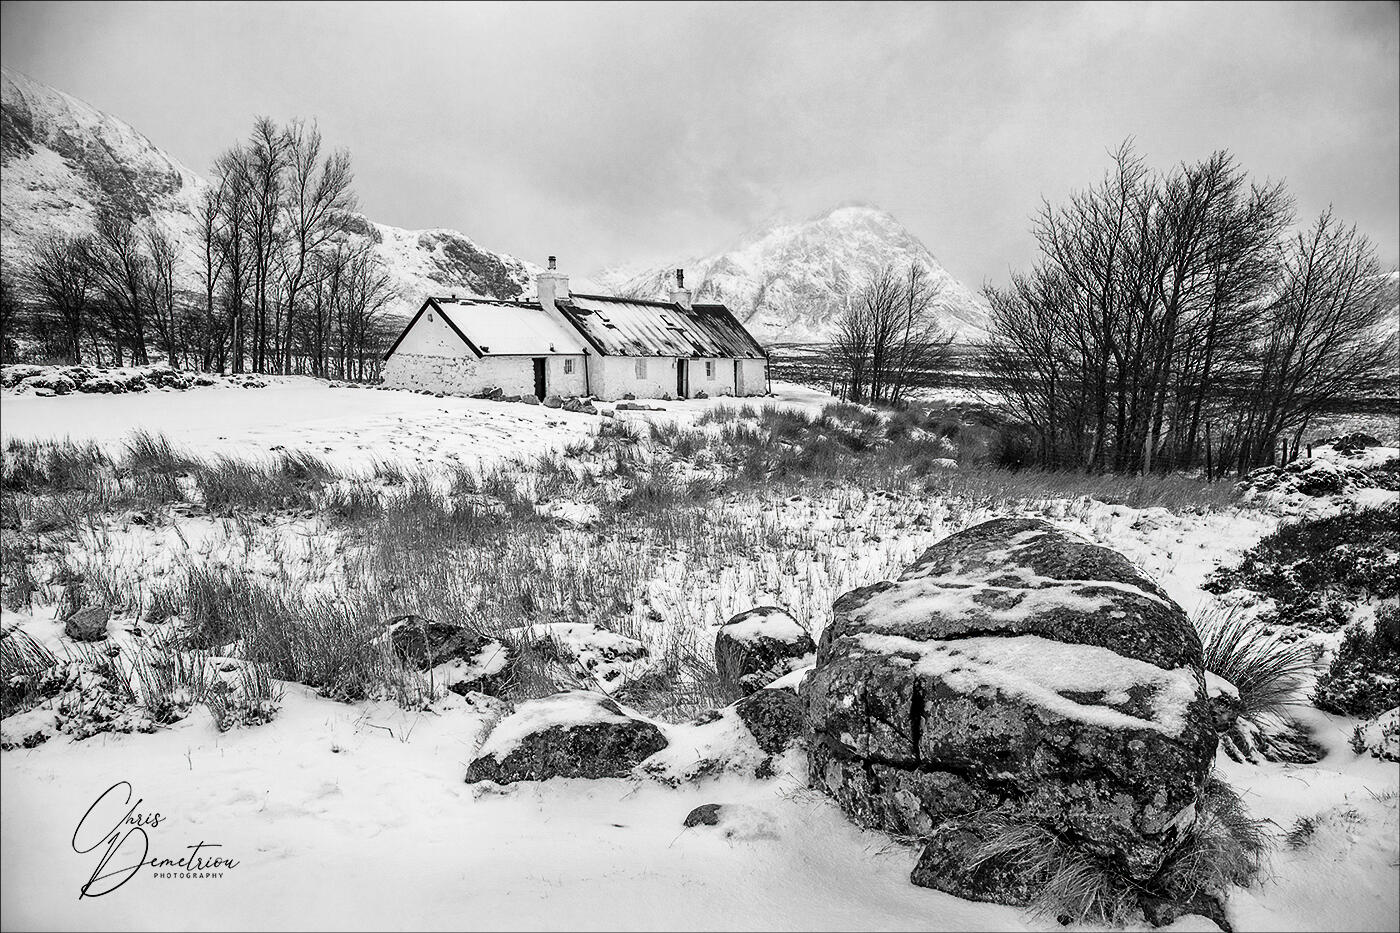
[560,294,766,359]
[434,298,589,356]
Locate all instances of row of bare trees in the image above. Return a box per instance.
[11,118,397,380]
[830,264,954,404]
[982,143,1396,475]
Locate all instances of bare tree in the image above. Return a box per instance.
[142,224,181,367]
[0,269,20,363]
[245,118,290,372]
[1232,211,1397,469]
[980,142,1320,474]
[24,234,95,363]
[831,264,953,404]
[194,181,229,370]
[275,120,356,371]
[85,211,154,365]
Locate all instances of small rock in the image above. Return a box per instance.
[64,605,111,642]
[733,687,804,754]
[520,395,541,406]
[388,615,490,668]
[543,395,564,409]
[684,803,723,827]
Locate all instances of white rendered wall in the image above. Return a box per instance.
[593,356,678,400]
[382,352,587,397]
[585,356,767,399]
[736,359,768,396]
[685,358,735,397]
[394,307,473,357]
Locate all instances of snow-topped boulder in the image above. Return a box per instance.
[463,691,667,784]
[714,606,816,700]
[388,615,515,696]
[804,517,1216,907]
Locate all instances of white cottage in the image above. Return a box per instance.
[381,259,769,401]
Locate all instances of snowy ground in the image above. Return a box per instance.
[0,378,836,472]
[2,378,1396,932]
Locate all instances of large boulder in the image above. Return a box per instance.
[804,518,1216,906]
[464,691,667,783]
[715,606,816,699]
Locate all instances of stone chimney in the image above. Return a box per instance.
[670,268,692,310]
[537,255,570,310]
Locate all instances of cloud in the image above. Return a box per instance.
[2,0,1395,284]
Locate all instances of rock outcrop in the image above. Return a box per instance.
[803,518,1216,907]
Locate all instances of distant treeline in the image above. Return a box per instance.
[776,143,1396,477]
[0,118,397,380]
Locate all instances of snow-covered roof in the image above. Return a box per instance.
[559,295,767,359]
[430,298,589,356]
[385,291,767,361]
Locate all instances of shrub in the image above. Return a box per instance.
[1312,606,1400,717]
[1197,605,1316,724]
[123,431,197,476]
[193,456,322,513]
[1204,504,1400,632]
[1,437,106,494]
[1,626,59,717]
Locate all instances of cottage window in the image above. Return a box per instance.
[634,360,648,380]
[705,361,715,379]
[564,358,576,374]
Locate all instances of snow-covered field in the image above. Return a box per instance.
[2,378,1396,932]
[0,377,836,472]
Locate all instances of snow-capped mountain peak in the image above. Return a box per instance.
[595,203,990,343]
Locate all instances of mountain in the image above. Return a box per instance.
[1,69,987,342]
[595,204,991,343]
[1,66,205,264]
[0,66,535,306]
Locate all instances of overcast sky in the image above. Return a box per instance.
[2,1,1397,286]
